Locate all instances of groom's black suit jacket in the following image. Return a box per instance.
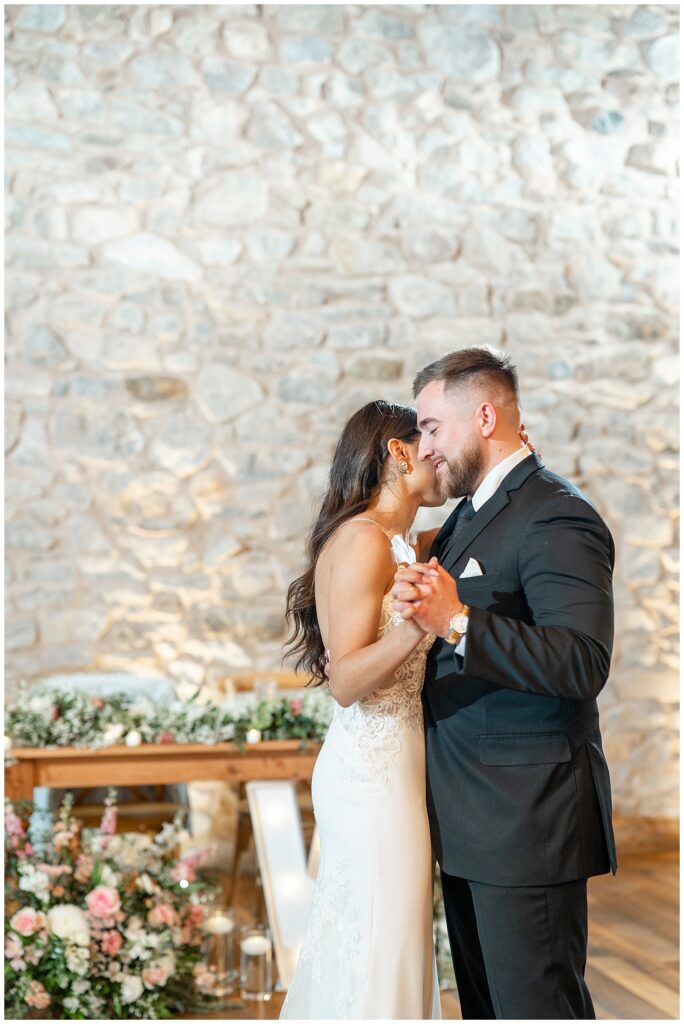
[423,453,617,887]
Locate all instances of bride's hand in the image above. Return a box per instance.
[519,422,540,456]
[392,564,435,633]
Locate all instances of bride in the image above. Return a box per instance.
[280,399,445,1020]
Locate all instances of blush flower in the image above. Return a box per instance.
[25,980,50,1009]
[85,885,121,919]
[5,934,23,960]
[148,903,178,928]
[10,907,46,937]
[142,958,171,989]
[101,930,123,956]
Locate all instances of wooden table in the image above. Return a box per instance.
[5,739,322,805]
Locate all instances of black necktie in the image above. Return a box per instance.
[442,498,476,558]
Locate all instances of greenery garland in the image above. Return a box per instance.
[5,687,333,753]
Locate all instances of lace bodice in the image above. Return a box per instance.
[326,522,435,792]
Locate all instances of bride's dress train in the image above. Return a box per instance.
[281,532,441,1020]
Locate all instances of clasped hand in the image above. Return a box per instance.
[391,558,463,638]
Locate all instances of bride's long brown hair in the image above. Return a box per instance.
[284,400,420,685]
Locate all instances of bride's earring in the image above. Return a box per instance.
[399,459,409,474]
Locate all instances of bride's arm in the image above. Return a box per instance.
[326,524,427,708]
[415,528,440,562]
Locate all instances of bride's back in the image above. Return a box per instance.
[314,517,396,656]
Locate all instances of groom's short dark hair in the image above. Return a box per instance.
[412,347,520,404]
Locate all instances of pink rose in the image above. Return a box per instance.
[159,731,174,744]
[25,981,50,1010]
[92,697,104,709]
[101,930,123,956]
[86,885,121,918]
[290,699,303,717]
[147,903,178,928]
[142,960,170,989]
[10,907,46,937]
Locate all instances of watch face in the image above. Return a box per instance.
[451,613,469,633]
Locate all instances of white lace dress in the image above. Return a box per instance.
[281,531,441,1020]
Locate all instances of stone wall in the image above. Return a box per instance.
[5,5,679,817]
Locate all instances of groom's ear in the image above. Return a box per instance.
[478,402,497,438]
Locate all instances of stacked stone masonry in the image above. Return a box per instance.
[4,5,679,817]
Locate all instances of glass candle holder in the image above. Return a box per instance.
[239,924,273,1001]
[254,678,278,703]
[201,910,236,998]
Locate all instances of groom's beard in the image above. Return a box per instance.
[438,438,485,500]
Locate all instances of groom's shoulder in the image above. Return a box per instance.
[523,463,608,527]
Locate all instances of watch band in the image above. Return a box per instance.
[445,605,470,645]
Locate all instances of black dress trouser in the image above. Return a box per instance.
[440,870,595,1020]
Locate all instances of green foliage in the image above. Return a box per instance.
[6,688,333,750]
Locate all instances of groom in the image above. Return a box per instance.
[393,348,616,1020]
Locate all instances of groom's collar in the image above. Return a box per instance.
[471,447,537,511]
[439,452,543,573]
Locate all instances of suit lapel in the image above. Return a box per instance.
[441,488,509,574]
[429,500,466,559]
[441,453,543,575]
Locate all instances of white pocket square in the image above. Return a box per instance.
[459,557,484,578]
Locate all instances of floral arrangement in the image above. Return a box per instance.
[4,791,212,1019]
[5,688,333,753]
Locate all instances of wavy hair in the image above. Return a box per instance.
[284,400,419,684]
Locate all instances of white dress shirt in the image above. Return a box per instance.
[471,445,534,511]
[454,446,534,655]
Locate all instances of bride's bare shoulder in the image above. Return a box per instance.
[318,519,393,578]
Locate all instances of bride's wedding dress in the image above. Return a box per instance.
[281,525,442,1020]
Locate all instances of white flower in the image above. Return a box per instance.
[135,872,158,895]
[66,944,90,976]
[72,980,90,995]
[100,863,119,888]
[102,723,125,746]
[125,729,142,747]
[28,694,53,715]
[128,698,154,717]
[47,905,91,947]
[103,833,150,869]
[120,974,144,1005]
[18,866,51,902]
[124,915,144,935]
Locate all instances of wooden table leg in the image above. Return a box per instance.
[5,761,36,805]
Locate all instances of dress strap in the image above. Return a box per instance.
[323,515,395,553]
[344,516,395,541]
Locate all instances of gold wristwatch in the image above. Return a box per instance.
[445,605,470,645]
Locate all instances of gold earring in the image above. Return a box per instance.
[399,460,409,474]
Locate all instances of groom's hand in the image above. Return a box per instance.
[391,558,463,638]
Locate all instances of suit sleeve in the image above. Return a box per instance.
[457,497,615,701]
